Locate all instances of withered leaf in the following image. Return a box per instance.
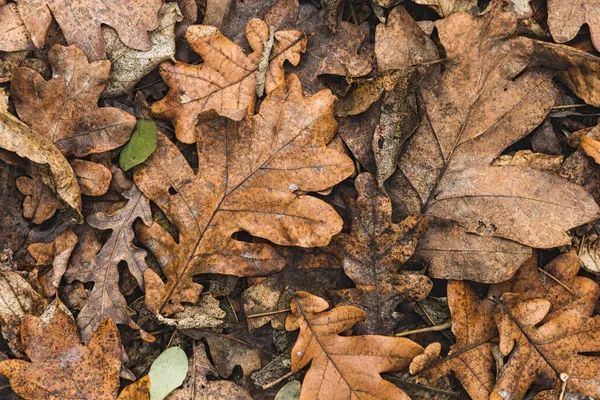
[0,110,82,222]
[151,18,306,143]
[413,0,478,16]
[547,0,600,51]
[0,306,121,400]
[15,172,65,224]
[135,75,354,316]
[388,7,599,282]
[169,342,252,399]
[328,173,431,335]
[70,159,112,197]
[0,3,33,52]
[65,184,152,342]
[14,0,162,60]
[286,291,424,399]
[103,3,183,97]
[28,228,78,297]
[492,150,564,172]
[410,281,496,400]
[0,271,48,358]
[12,44,136,157]
[492,293,600,400]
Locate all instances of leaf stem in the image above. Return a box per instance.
[396,321,452,337]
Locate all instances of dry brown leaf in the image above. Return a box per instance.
[579,135,600,165]
[28,228,78,297]
[547,0,600,51]
[103,3,183,97]
[579,233,600,274]
[0,305,122,400]
[118,376,150,400]
[14,0,161,60]
[286,291,424,399]
[0,271,48,358]
[492,150,564,172]
[168,342,252,399]
[151,18,306,143]
[386,7,599,282]
[492,293,600,400]
[328,173,431,335]
[0,162,30,254]
[15,172,65,224]
[413,0,478,16]
[135,75,354,316]
[70,159,112,197]
[12,44,136,157]
[0,3,33,52]
[65,184,151,342]
[0,109,82,222]
[410,281,496,400]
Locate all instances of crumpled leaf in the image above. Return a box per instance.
[387,7,599,282]
[71,159,112,196]
[149,347,188,400]
[151,18,306,143]
[15,172,66,224]
[579,233,600,274]
[0,110,82,222]
[285,291,424,399]
[328,173,431,335]
[12,44,136,158]
[135,75,354,316]
[119,120,159,172]
[65,184,152,342]
[410,281,497,400]
[0,305,122,400]
[155,295,225,330]
[14,0,162,60]
[0,271,48,358]
[413,0,478,16]
[547,0,600,51]
[28,228,78,296]
[169,342,252,399]
[103,3,183,97]
[492,292,600,400]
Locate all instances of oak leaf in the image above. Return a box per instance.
[328,173,431,335]
[492,293,600,400]
[0,305,122,400]
[285,291,424,399]
[547,0,600,51]
[151,18,307,143]
[14,0,162,60]
[386,7,599,282]
[410,281,496,400]
[65,184,152,342]
[136,75,354,316]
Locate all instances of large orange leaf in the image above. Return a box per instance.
[151,18,306,143]
[0,305,121,400]
[134,75,354,316]
[285,291,424,399]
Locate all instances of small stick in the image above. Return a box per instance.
[396,321,452,337]
[552,104,589,109]
[261,370,295,390]
[247,308,291,319]
[559,373,569,400]
[227,296,239,323]
[537,267,575,295]
[347,0,358,25]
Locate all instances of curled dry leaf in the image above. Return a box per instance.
[151,18,306,143]
[135,75,354,316]
[28,228,78,296]
[285,291,424,399]
[492,293,600,400]
[413,0,478,16]
[169,342,252,399]
[65,184,152,342]
[579,233,600,274]
[0,110,82,222]
[547,0,600,51]
[410,281,497,400]
[0,271,48,358]
[14,0,161,60]
[328,173,431,335]
[492,150,564,172]
[387,7,599,282]
[0,306,122,400]
[103,3,184,97]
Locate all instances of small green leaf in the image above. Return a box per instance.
[149,347,189,400]
[275,380,301,400]
[119,119,158,171]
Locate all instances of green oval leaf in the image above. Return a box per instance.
[149,347,188,400]
[119,119,158,171]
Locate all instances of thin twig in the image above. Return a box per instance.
[396,321,452,337]
[537,267,575,295]
[261,370,295,390]
[552,104,589,110]
[247,308,291,319]
[227,295,239,323]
